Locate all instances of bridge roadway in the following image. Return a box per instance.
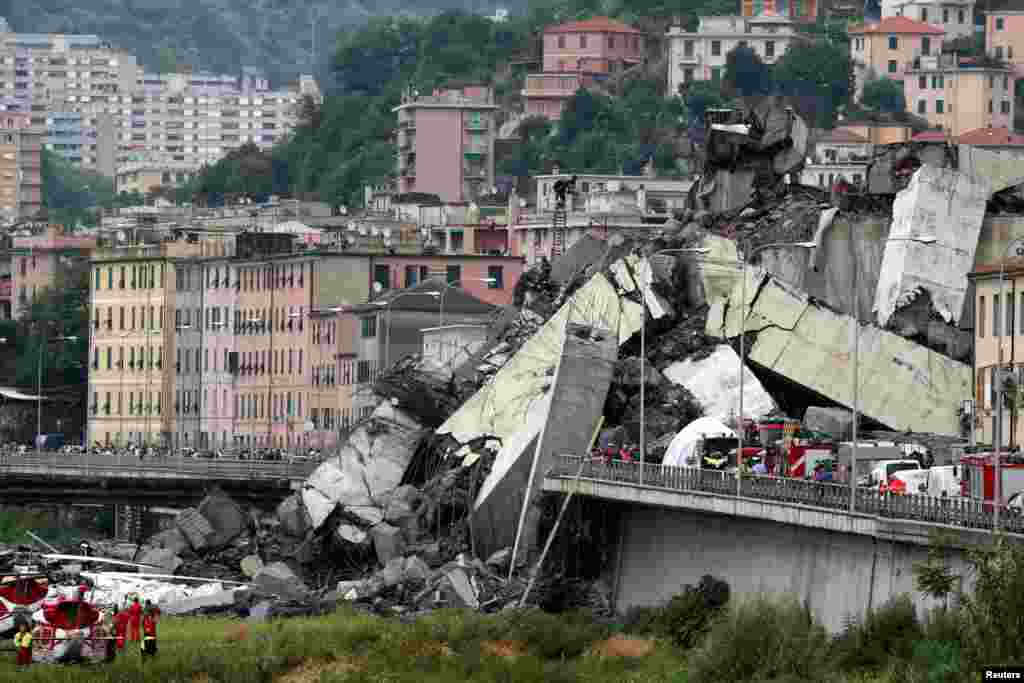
[0,453,318,507]
[542,456,1024,545]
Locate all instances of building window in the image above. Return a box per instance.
[580,34,587,48]
[94,268,101,290]
[711,40,721,57]
[374,264,390,291]
[608,36,615,49]
[361,316,377,338]
[919,75,927,89]
[888,60,898,74]
[1009,293,1016,337]
[920,8,928,21]
[996,46,1004,60]
[995,294,1002,336]
[487,265,504,289]
[997,17,1005,31]
[990,100,995,114]
[921,36,931,55]
[932,75,943,89]
[684,40,694,57]
[357,360,371,383]
[1002,100,1011,115]
[888,36,898,50]
[446,265,461,284]
[942,8,948,23]
[918,100,927,114]
[936,99,944,114]
[557,35,565,49]
[405,265,418,288]
[765,40,775,58]
[979,296,986,338]
[684,67,694,82]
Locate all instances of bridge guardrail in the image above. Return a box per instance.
[0,453,319,482]
[549,455,1024,535]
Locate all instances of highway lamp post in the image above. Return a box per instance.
[371,291,441,371]
[994,238,1024,531]
[849,234,937,514]
[637,248,710,485]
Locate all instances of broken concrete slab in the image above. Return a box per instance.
[874,164,988,329]
[708,268,971,435]
[958,144,1024,194]
[162,589,238,615]
[337,524,369,545]
[252,562,309,599]
[443,567,480,609]
[240,555,264,579]
[371,523,405,566]
[197,489,248,549]
[485,548,512,570]
[662,345,776,424]
[384,498,416,524]
[276,494,311,539]
[378,557,406,587]
[175,508,215,551]
[137,547,182,575]
[147,528,190,556]
[403,556,432,582]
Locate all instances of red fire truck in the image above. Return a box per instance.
[959,453,1024,510]
[740,418,836,478]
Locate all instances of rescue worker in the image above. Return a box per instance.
[141,607,158,658]
[127,596,143,644]
[14,620,32,668]
[112,608,128,651]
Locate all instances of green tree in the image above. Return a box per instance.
[724,45,772,97]
[158,47,178,74]
[861,77,906,113]
[773,39,851,128]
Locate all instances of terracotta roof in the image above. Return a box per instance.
[971,257,1024,277]
[544,16,642,34]
[911,130,949,142]
[957,127,1024,146]
[819,128,869,144]
[849,16,945,35]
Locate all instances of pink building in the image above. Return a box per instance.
[392,85,499,204]
[199,258,237,447]
[903,59,1015,137]
[524,17,644,120]
[11,224,96,318]
[373,254,525,307]
[986,4,1024,77]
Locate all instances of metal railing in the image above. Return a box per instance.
[0,453,317,483]
[548,455,1024,535]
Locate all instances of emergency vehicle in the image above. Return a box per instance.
[959,453,1024,510]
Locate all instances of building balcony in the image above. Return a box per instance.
[677,53,700,64]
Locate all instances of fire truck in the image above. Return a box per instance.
[959,453,1024,510]
[740,418,836,478]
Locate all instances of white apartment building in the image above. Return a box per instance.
[799,128,872,188]
[0,18,320,180]
[667,15,798,95]
[883,0,977,40]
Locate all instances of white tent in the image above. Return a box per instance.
[661,417,736,468]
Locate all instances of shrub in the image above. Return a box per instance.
[957,537,1024,672]
[686,594,831,683]
[831,596,922,673]
[643,574,731,649]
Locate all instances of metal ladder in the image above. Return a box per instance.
[551,208,567,258]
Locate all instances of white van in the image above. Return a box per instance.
[869,459,921,487]
[889,465,960,497]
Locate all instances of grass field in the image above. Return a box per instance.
[0,607,693,683]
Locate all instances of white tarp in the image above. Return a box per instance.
[662,417,735,468]
[663,345,776,424]
[80,573,233,611]
[874,164,988,327]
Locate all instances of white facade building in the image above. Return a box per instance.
[882,0,977,40]
[667,15,798,95]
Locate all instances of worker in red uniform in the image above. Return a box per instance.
[14,621,32,668]
[140,607,158,658]
[127,596,143,644]
[112,608,128,651]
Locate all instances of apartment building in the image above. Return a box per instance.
[799,128,872,188]
[116,161,195,195]
[0,19,320,178]
[985,2,1024,76]
[884,0,976,40]
[667,15,798,94]
[393,85,499,203]
[0,110,41,221]
[741,0,818,22]
[849,16,945,97]
[10,223,97,317]
[373,253,525,307]
[346,282,496,419]
[522,17,645,120]
[903,56,1015,136]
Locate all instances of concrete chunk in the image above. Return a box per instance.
[197,490,247,549]
[252,561,309,599]
[148,528,189,556]
[175,508,214,551]
[337,524,369,545]
[377,557,406,587]
[403,555,432,582]
[276,494,311,538]
[137,547,182,574]
[371,522,405,566]
[162,589,237,615]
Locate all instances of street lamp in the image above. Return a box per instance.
[437,278,497,326]
[35,332,78,453]
[371,292,441,369]
[849,234,937,513]
[637,248,709,485]
[994,236,1024,530]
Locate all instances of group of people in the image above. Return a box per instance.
[11,594,160,669]
[111,595,161,658]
